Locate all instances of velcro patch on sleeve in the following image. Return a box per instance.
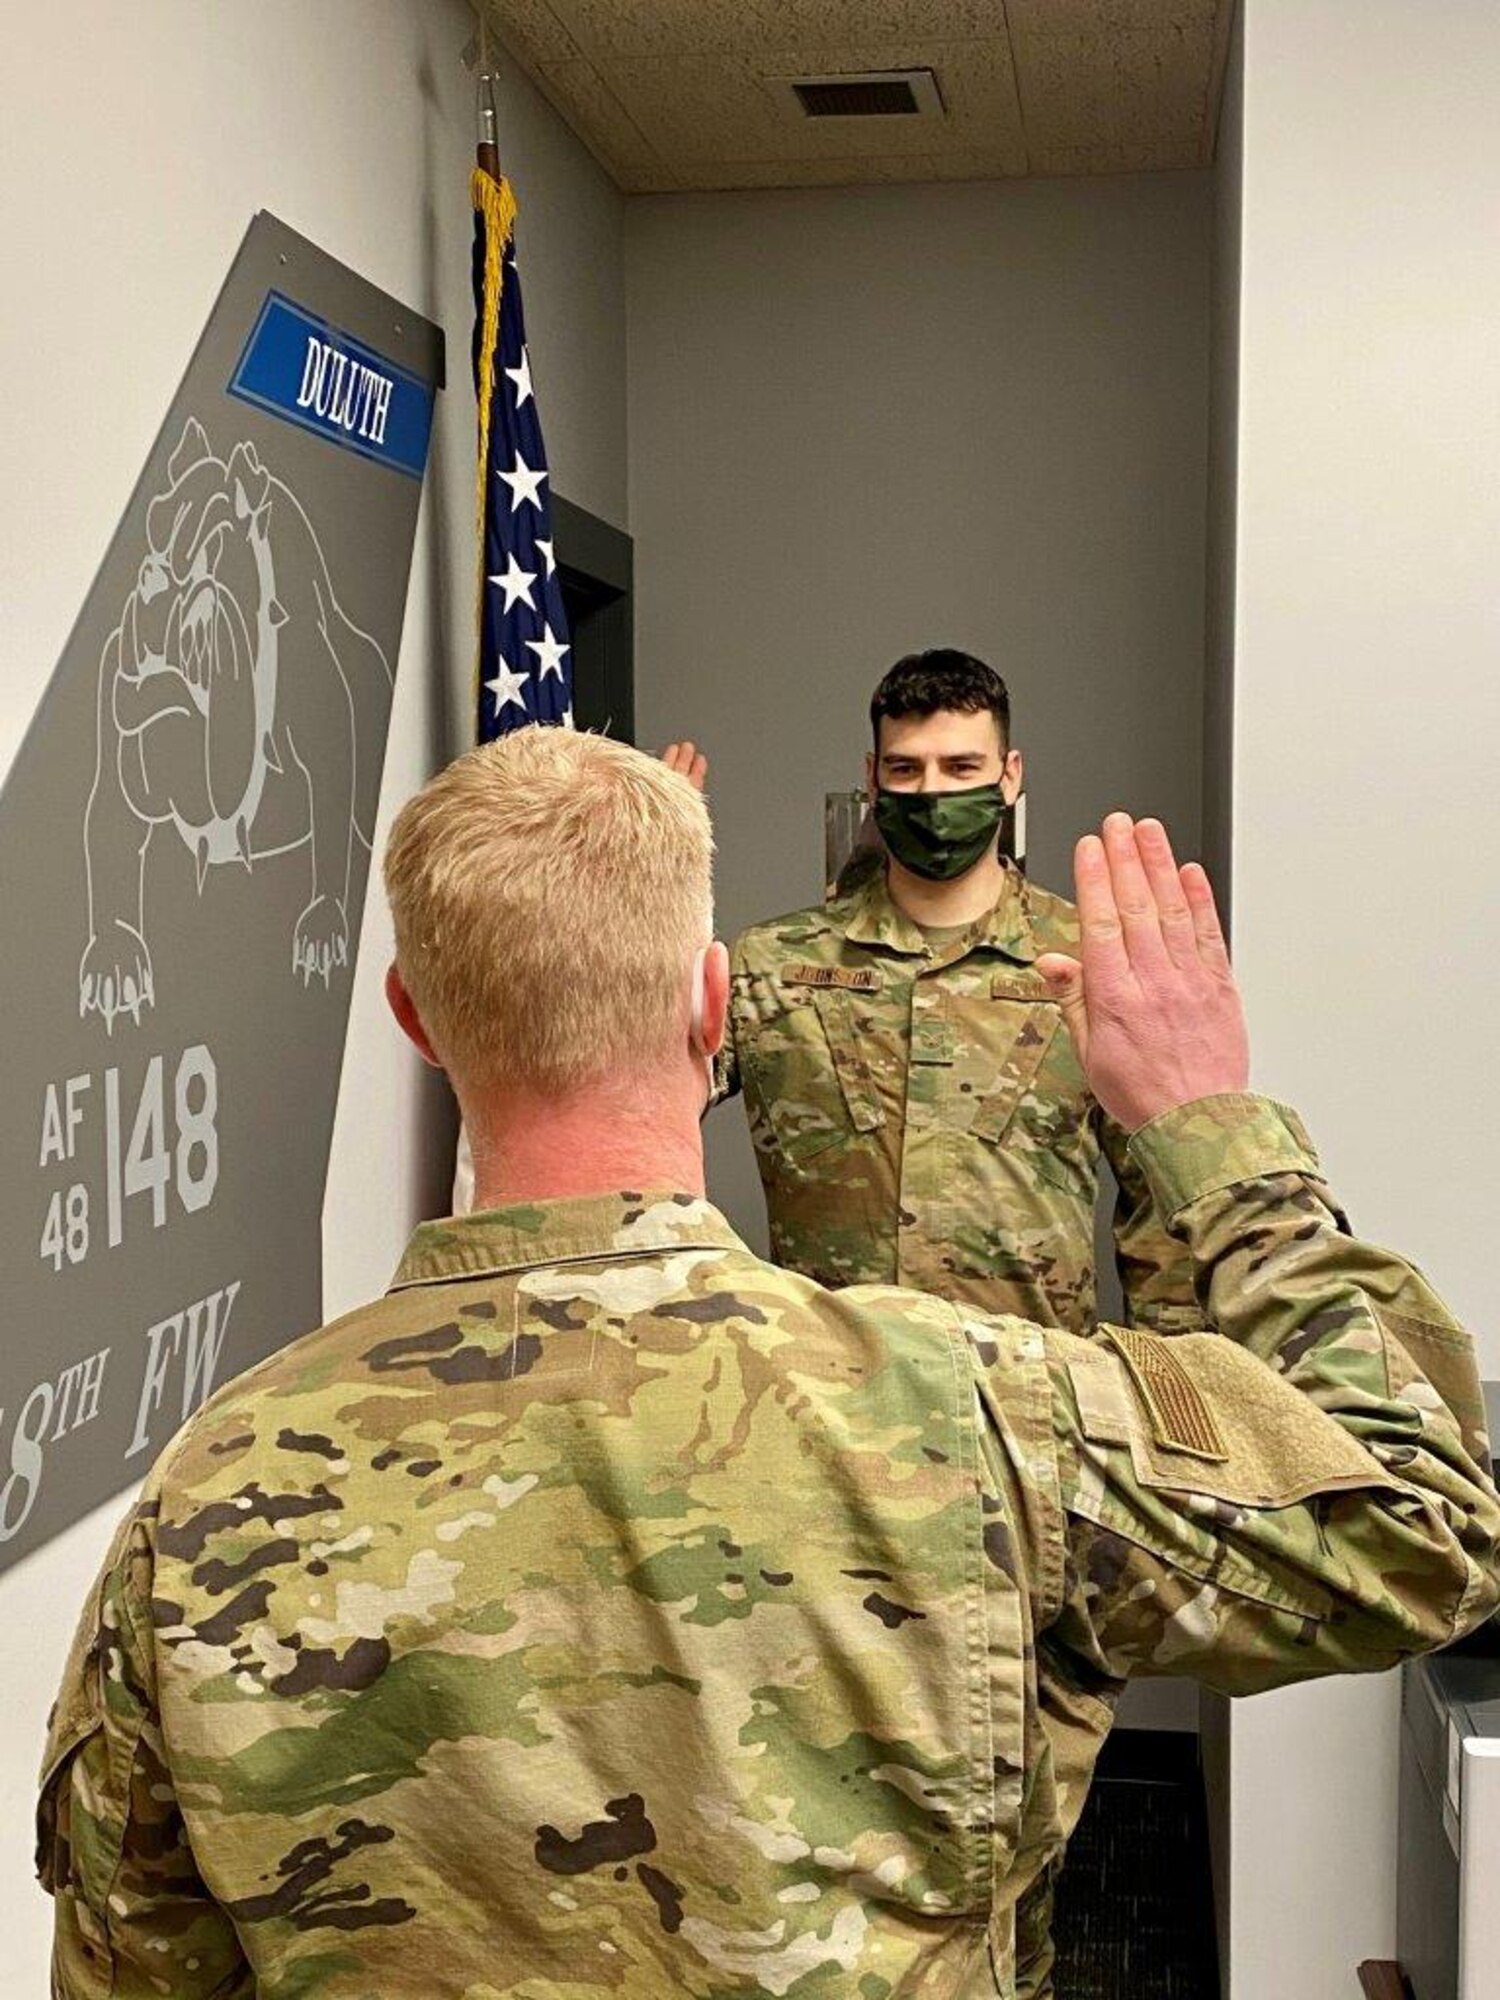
[782,963,881,992]
[1105,1325,1228,1463]
[1068,1349,1136,1447]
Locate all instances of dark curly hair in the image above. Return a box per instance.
[869,649,1010,754]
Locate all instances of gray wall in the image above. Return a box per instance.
[627,171,1214,1246]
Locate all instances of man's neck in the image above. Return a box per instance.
[884,847,1008,929]
[463,1071,707,1211]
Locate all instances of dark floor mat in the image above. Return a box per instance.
[1050,1730,1219,2000]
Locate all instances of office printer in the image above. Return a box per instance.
[1396,1384,1500,2000]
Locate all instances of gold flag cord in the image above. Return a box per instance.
[471,164,518,711]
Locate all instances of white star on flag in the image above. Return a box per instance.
[498,451,547,514]
[535,537,556,578]
[488,553,537,613]
[526,623,570,682]
[485,657,531,716]
[505,346,534,408]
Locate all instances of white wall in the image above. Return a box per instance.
[1222,1,1500,1993]
[1203,4,1242,912]
[627,172,1214,1259]
[1,3,625,1982]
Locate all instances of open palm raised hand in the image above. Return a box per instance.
[1036,814,1248,1132]
[660,740,709,792]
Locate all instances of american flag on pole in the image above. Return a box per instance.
[471,165,571,739]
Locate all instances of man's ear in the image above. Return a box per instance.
[697,940,731,1058]
[1002,748,1024,807]
[385,963,443,1069]
[864,749,878,803]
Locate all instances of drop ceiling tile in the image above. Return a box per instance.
[607,58,791,162]
[666,147,1032,191]
[487,0,1233,189]
[1011,22,1215,152]
[1005,0,1217,32]
[803,37,1028,160]
[763,38,1027,166]
[546,0,1007,62]
[1028,136,1204,175]
[532,56,673,182]
[926,39,1028,163]
[482,0,582,69]
[597,40,1025,167]
[596,56,897,163]
[615,164,685,193]
[1201,0,1237,162]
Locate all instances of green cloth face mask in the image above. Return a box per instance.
[873,783,1006,881]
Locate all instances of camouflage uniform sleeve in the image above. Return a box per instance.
[1097,1107,1206,1333]
[1048,1093,1500,1694]
[37,1489,250,1998]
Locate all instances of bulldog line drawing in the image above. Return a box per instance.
[79,418,393,1032]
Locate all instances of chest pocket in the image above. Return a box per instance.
[968,971,1063,1146]
[740,980,886,1164]
[810,988,885,1133]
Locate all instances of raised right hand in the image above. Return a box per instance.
[1036,814,1249,1132]
[660,741,708,792]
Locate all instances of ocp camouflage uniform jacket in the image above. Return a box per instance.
[40,1098,1500,2000]
[721,868,1200,1334]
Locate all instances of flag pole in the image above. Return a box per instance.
[470,54,518,729]
[477,68,501,179]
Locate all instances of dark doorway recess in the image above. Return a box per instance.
[1051,1729,1220,1999]
[552,494,634,744]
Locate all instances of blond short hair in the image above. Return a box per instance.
[384,728,713,1093]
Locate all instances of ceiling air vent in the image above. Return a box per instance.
[785,69,945,121]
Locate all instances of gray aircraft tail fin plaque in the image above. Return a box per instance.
[0,213,444,1571]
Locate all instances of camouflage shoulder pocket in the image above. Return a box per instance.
[1066,1333,1404,1621]
[1094,1329,1402,1512]
[36,1506,139,1917]
[37,1694,103,1899]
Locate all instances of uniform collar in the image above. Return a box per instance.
[834,864,1039,964]
[389,1190,750,1291]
